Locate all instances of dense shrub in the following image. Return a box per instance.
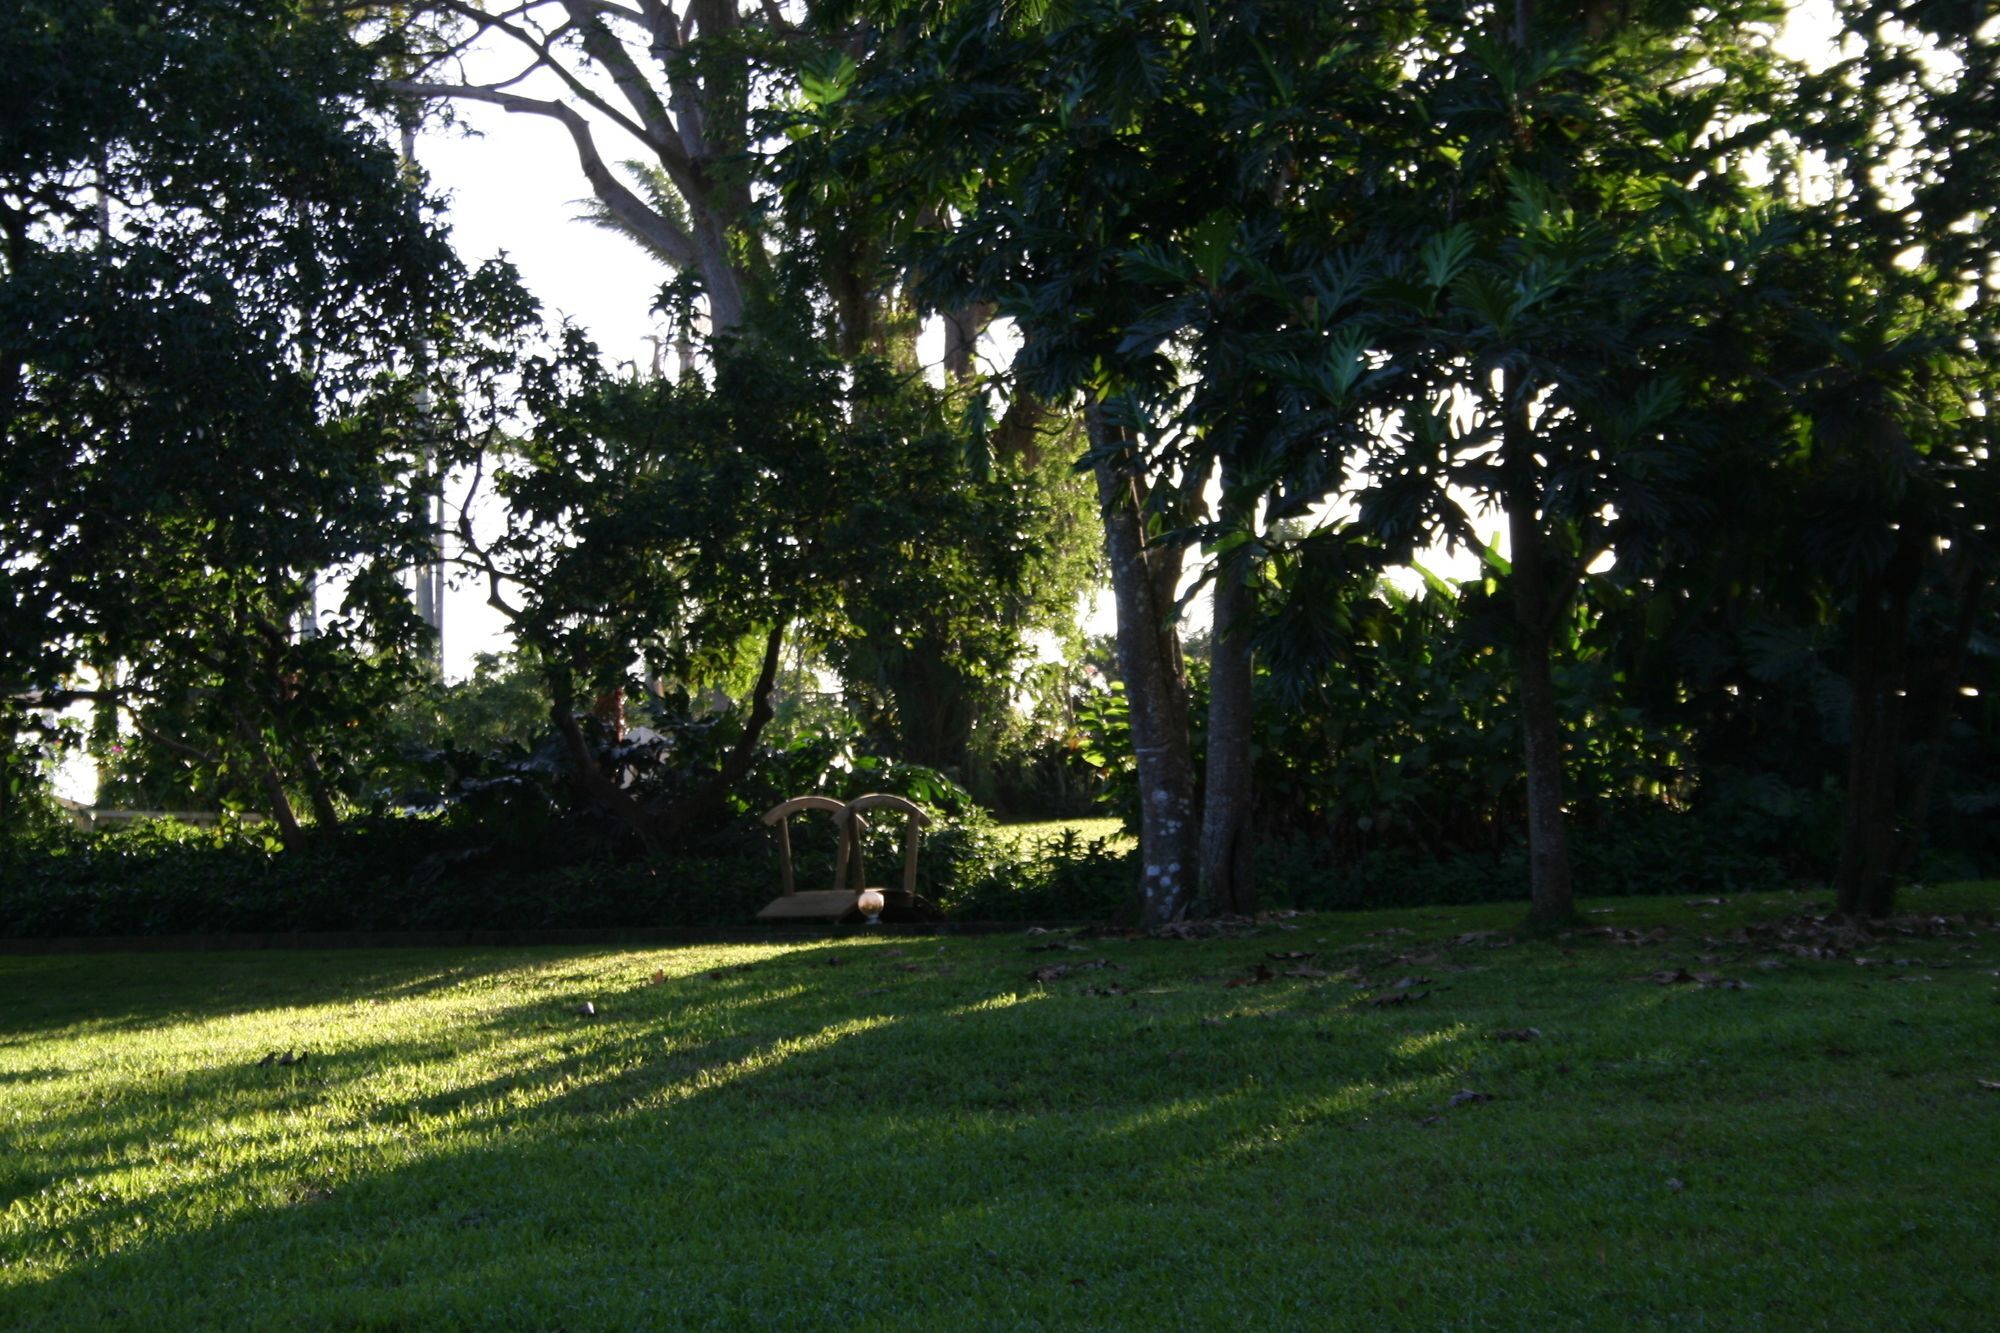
[1249,808,1794,914]
[0,806,1132,937]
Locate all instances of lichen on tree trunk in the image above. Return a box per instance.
[1087,397,1197,928]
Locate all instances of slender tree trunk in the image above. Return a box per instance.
[1896,563,1987,876]
[1199,477,1257,917]
[551,676,661,856]
[1504,390,1575,926]
[1087,397,1197,927]
[658,623,786,842]
[942,301,994,380]
[231,712,304,852]
[90,653,118,807]
[1834,537,1923,916]
[285,730,342,834]
[399,116,446,671]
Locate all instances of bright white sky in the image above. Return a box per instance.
[416,107,670,677]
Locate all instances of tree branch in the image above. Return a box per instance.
[416,0,674,160]
[657,621,784,842]
[384,80,698,268]
[551,679,661,854]
[561,1,684,165]
[451,452,527,621]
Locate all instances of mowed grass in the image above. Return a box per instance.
[3,885,1998,1329]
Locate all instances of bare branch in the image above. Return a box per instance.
[450,452,526,622]
[385,80,697,267]
[418,0,669,158]
[573,0,649,22]
[132,720,222,768]
[561,1,683,166]
[755,0,796,39]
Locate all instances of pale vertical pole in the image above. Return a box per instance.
[400,113,444,674]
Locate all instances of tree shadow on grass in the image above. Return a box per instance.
[5,929,1996,1327]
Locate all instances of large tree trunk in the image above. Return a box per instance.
[1088,397,1198,928]
[1504,391,1575,926]
[880,641,977,773]
[1834,535,1923,917]
[1198,476,1257,917]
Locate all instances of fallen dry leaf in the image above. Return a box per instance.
[1490,1027,1541,1042]
[1266,950,1317,961]
[1588,925,1671,946]
[1370,989,1430,1007]
[1029,964,1072,983]
[1285,966,1335,979]
[1225,963,1276,988]
[1368,928,1414,938]
[1447,1089,1494,1107]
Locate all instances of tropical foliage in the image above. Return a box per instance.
[3,0,1994,931]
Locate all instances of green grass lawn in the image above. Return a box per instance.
[992,815,1133,855]
[4,885,1998,1329]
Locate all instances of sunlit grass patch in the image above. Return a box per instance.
[992,816,1133,855]
[3,883,1998,1327]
